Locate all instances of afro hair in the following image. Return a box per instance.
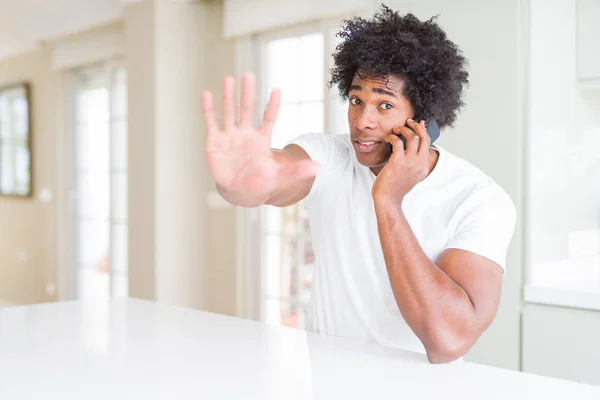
[329,4,469,128]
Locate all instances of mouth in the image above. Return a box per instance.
[353,139,383,153]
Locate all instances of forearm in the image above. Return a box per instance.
[216,148,315,208]
[215,184,266,207]
[263,149,312,207]
[216,180,301,208]
[374,198,476,362]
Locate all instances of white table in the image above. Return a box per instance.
[1,298,599,399]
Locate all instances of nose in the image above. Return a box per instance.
[353,106,377,131]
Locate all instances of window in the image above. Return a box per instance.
[255,23,348,328]
[0,84,31,196]
[70,63,128,300]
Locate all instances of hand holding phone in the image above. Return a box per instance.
[387,118,440,154]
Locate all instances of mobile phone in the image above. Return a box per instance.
[387,118,440,154]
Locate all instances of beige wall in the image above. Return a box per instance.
[0,49,63,305]
[0,0,241,315]
[203,0,238,317]
[125,0,238,315]
[125,0,157,302]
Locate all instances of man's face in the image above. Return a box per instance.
[347,72,414,169]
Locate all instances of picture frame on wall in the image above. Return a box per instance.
[0,82,32,198]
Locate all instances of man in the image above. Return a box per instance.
[201,6,516,364]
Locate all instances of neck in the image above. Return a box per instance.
[370,147,440,177]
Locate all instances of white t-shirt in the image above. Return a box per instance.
[287,132,517,354]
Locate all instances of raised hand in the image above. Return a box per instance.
[201,73,319,206]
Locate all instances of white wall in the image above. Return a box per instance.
[223,0,368,38]
[521,0,600,386]
[527,0,600,273]
[381,0,526,370]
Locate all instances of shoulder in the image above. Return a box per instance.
[286,132,351,149]
[285,133,353,202]
[438,146,516,227]
[286,132,352,166]
[438,147,517,271]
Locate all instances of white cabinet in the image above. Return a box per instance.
[522,304,600,386]
[577,0,600,90]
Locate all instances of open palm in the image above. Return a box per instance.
[202,73,318,205]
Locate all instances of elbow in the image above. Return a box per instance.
[425,342,468,364]
[423,326,472,364]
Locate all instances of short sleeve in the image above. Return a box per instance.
[445,184,517,274]
[286,133,350,202]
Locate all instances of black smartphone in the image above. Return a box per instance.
[387,118,440,154]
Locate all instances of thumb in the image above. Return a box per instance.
[278,159,321,181]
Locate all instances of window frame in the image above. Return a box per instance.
[235,15,358,324]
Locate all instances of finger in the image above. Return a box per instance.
[407,119,431,155]
[239,72,256,127]
[278,159,320,181]
[201,91,219,136]
[258,88,281,136]
[404,129,419,158]
[384,133,405,156]
[222,76,237,130]
[395,125,418,144]
[397,125,419,152]
[392,127,417,165]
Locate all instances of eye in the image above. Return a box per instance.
[350,98,361,106]
[379,103,393,110]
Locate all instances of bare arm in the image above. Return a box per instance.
[370,120,505,364]
[215,145,316,207]
[264,145,316,207]
[374,198,502,364]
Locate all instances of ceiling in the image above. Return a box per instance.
[0,0,144,61]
